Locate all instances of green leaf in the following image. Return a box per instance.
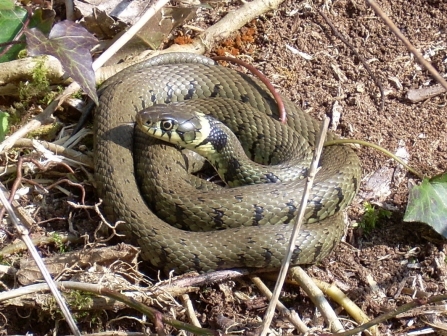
[25,21,99,104]
[0,0,14,10]
[404,174,447,237]
[29,7,55,35]
[0,111,9,141]
[0,6,28,62]
[430,173,447,183]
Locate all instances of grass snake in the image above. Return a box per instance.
[94,52,361,273]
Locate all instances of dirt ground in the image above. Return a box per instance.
[1,0,447,335]
[200,0,447,334]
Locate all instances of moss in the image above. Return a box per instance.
[359,202,392,233]
[18,56,59,105]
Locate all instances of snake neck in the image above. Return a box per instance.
[194,115,287,187]
[137,105,309,187]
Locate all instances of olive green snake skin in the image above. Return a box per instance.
[94,52,361,274]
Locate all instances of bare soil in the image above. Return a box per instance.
[219,0,447,333]
[198,1,447,334]
[1,0,447,335]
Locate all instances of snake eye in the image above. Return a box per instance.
[161,119,175,131]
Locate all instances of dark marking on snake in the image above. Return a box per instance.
[192,254,202,271]
[236,123,248,132]
[264,172,280,183]
[334,186,344,213]
[159,247,170,263]
[291,247,302,261]
[208,125,228,152]
[216,257,226,268]
[149,90,157,103]
[252,205,264,226]
[177,130,193,144]
[249,141,261,159]
[160,129,172,141]
[164,84,174,104]
[234,195,243,202]
[268,144,284,163]
[184,81,197,100]
[240,94,250,103]
[211,84,223,98]
[175,204,185,225]
[139,98,147,110]
[312,242,323,261]
[330,233,338,254]
[195,120,227,152]
[237,253,248,265]
[274,232,286,242]
[310,201,324,220]
[284,200,297,224]
[212,208,225,229]
[303,167,309,178]
[247,236,256,244]
[352,176,359,192]
[181,153,190,171]
[150,168,159,179]
[224,157,242,182]
[262,248,273,264]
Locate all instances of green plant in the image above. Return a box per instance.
[359,202,392,233]
[18,56,53,104]
[51,233,67,253]
[326,139,447,239]
[0,111,9,141]
[67,290,94,311]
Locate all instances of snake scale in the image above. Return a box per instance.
[94,52,361,274]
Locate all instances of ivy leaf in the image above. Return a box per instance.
[29,7,55,36]
[25,21,99,104]
[404,173,447,237]
[0,5,28,62]
[0,4,54,63]
[0,0,15,10]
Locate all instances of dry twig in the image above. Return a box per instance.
[0,185,81,336]
[259,117,330,335]
[0,281,217,335]
[180,294,201,328]
[249,275,308,333]
[13,138,93,167]
[312,278,378,335]
[365,0,447,91]
[406,84,446,103]
[289,267,344,333]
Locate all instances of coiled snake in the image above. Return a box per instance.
[94,53,361,274]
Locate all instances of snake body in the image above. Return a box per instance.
[94,53,361,273]
[136,101,313,187]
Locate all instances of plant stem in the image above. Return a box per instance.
[324,139,425,180]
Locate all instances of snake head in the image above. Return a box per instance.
[135,105,205,145]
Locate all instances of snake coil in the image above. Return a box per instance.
[95,53,361,274]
